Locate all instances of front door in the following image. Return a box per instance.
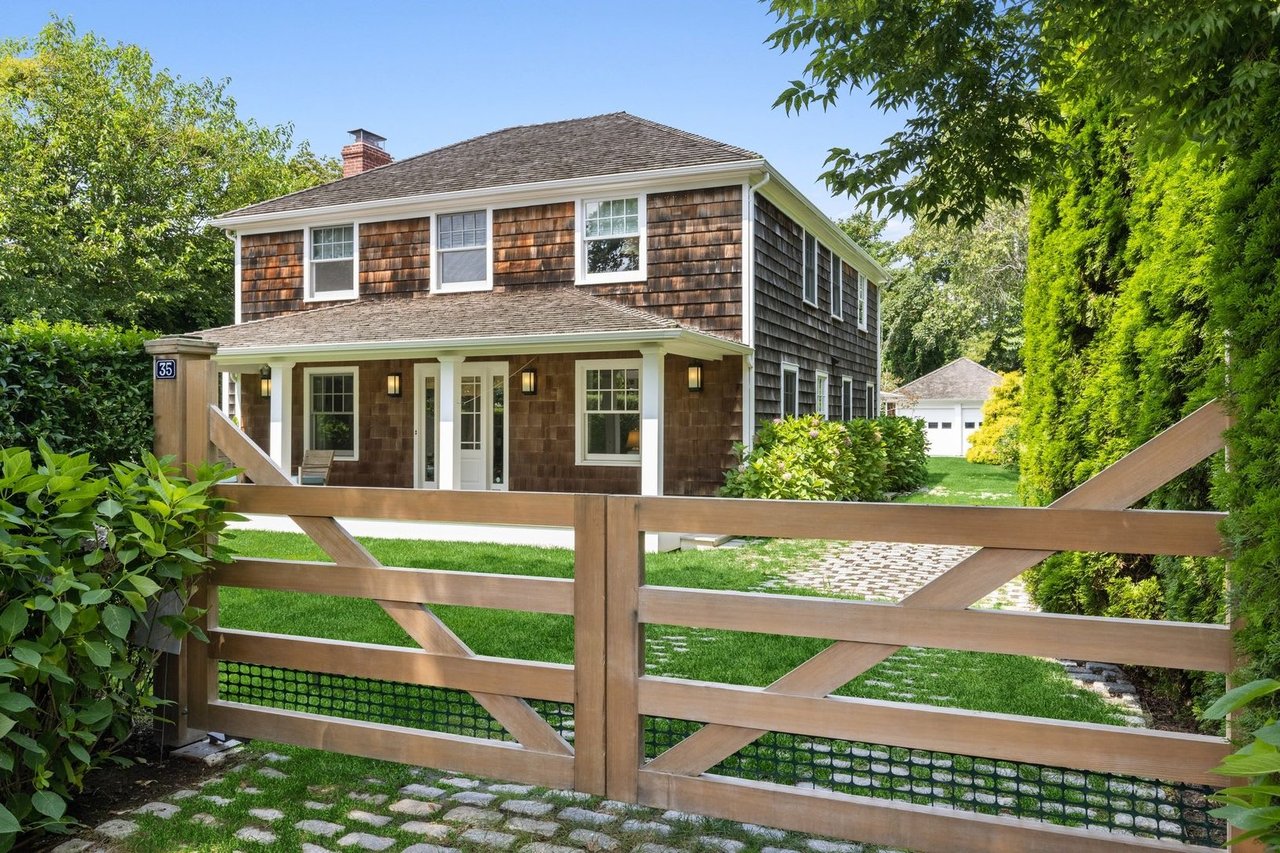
[415,362,507,490]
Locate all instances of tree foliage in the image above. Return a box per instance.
[0,18,340,333]
[966,371,1021,467]
[766,0,1278,225]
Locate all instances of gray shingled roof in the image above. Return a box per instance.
[895,358,1002,402]
[221,113,761,219]
[196,287,710,350]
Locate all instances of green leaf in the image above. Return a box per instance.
[1216,750,1280,777]
[0,715,14,739]
[31,791,65,820]
[79,588,112,606]
[82,641,112,668]
[0,692,35,713]
[9,646,40,668]
[126,574,161,598]
[67,741,90,765]
[0,602,28,640]
[49,602,74,634]
[101,604,133,639]
[98,498,123,518]
[0,802,19,834]
[76,699,113,727]
[1203,679,1280,720]
[128,511,155,540]
[1254,721,1280,748]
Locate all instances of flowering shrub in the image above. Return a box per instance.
[876,416,929,493]
[722,414,889,501]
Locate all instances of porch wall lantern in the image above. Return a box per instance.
[258,366,272,398]
[687,360,704,393]
[386,372,402,398]
[521,367,538,396]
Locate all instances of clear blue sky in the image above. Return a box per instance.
[8,0,909,236]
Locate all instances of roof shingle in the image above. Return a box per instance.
[221,113,761,219]
[895,357,1002,402]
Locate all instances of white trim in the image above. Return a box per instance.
[802,232,819,308]
[303,223,360,302]
[875,285,883,409]
[858,271,869,331]
[742,353,756,449]
[431,208,493,293]
[302,365,360,461]
[267,361,294,473]
[412,362,440,489]
[454,361,511,491]
[781,361,800,417]
[575,193,647,285]
[437,356,461,489]
[831,254,844,321]
[815,370,829,419]
[841,376,854,420]
[233,232,242,324]
[575,357,644,467]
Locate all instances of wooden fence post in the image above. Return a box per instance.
[604,496,644,802]
[573,494,608,795]
[143,336,219,748]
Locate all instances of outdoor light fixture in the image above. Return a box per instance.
[521,367,538,395]
[259,366,271,398]
[386,372,402,398]
[687,360,704,392]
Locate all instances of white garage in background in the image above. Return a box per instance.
[892,358,1002,457]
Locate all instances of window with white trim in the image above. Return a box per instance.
[581,196,645,283]
[858,271,869,330]
[577,359,641,465]
[308,225,357,300]
[305,368,358,460]
[435,210,489,291]
[865,382,877,418]
[831,257,844,320]
[803,233,818,306]
[841,376,854,419]
[815,371,829,418]
[781,362,799,417]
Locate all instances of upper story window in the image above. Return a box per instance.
[308,225,357,300]
[435,210,490,292]
[831,257,844,320]
[803,233,818,306]
[858,271,869,330]
[580,196,646,284]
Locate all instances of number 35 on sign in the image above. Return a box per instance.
[154,358,177,380]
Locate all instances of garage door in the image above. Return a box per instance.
[914,409,960,456]
[961,407,984,455]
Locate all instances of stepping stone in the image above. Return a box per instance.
[501,799,554,817]
[239,786,264,794]
[443,806,502,825]
[348,792,389,804]
[742,824,787,841]
[95,819,138,839]
[134,801,180,819]
[169,789,199,801]
[190,813,220,826]
[235,826,277,844]
[390,798,441,816]
[439,776,480,788]
[401,784,446,799]
[634,845,682,853]
[50,841,93,853]
[700,838,746,853]
[506,816,559,837]
[488,783,535,795]
[569,829,619,850]
[449,790,496,806]
[622,819,673,836]
[305,800,334,810]
[261,751,291,763]
[662,809,704,824]
[460,828,518,849]
[311,785,340,795]
[521,845,581,853]
[559,806,616,826]
[303,845,337,853]
[296,819,346,837]
[401,821,452,839]
[807,841,862,853]
[336,832,396,851]
[257,766,288,779]
[402,846,460,853]
[249,808,285,822]
[346,810,391,827]
[548,789,591,801]
[761,848,802,853]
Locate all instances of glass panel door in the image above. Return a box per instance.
[492,374,505,487]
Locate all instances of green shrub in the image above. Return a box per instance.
[1202,679,1280,848]
[722,415,891,501]
[876,416,928,492]
[0,320,156,465]
[0,443,236,847]
[966,372,1022,467]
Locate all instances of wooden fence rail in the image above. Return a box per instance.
[145,340,1238,853]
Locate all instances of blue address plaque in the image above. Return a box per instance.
[154,358,177,380]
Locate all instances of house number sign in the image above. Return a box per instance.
[154,358,177,380]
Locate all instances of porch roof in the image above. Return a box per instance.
[196,288,750,364]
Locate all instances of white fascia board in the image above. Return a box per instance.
[209,327,751,367]
[756,162,892,284]
[211,160,766,232]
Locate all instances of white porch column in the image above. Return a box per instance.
[742,353,755,449]
[640,346,665,497]
[268,361,294,475]
[437,355,462,490]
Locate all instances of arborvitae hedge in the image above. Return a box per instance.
[1020,96,1229,718]
[0,321,155,464]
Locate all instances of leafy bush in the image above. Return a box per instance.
[966,371,1022,467]
[876,416,928,493]
[0,321,156,464]
[1202,679,1280,848]
[0,443,236,847]
[721,415,928,502]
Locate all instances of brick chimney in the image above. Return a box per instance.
[341,128,393,177]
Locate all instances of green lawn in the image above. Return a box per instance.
[897,456,1021,506]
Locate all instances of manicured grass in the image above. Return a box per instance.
[897,456,1021,506]
[220,530,1121,724]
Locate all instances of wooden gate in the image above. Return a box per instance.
[148,338,1239,852]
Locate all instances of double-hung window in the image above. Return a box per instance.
[308,225,357,300]
[781,362,799,417]
[831,257,844,320]
[577,359,641,465]
[815,371,829,418]
[803,233,818,306]
[581,196,645,283]
[865,382,877,418]
[436,210,490,291]
[305,368,358,460]
[858,271,869,330]
[841,377,854,419]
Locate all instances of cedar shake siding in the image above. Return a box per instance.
[493,203,576,288]
[752,195,879,425]
[358,217,431,295]
[240,232,304,321]
[236,353,740,496]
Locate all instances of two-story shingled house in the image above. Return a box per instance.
[196,113,887,501]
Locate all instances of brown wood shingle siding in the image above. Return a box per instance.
[358,218,431,294]
[752,195,879,426]
[493,203,576,288]
[241,231,305,321]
